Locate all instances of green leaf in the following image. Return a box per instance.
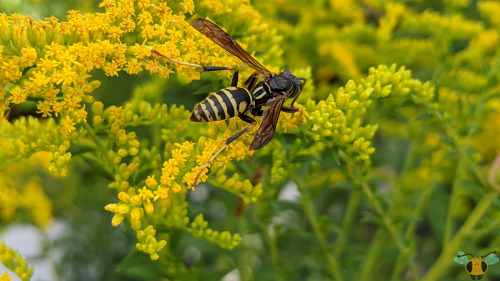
[486,194,500,208]
[415,112,432,121]
[192,77,226,95]
[334,181,357,191]
[292,154,318,162]
[486,92,500,102]
[360,211,384,228]
[67,144,95,156]
[193,83,221,95]
[395,214,422,224]
[318,215,341,234]
[81,154,114,180]
[117,250,169,279]
[433,85,440,102]
[428,187,447,241]
[396,99,415,109]
[457,124,479,137]
[457,180,483,190]
[436,132,454,146]
[330,148,341,165]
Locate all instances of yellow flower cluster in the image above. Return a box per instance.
[212,169,263,203]
[103,103,265,257]
[400,6,482,38]
[0,241,33,281]
[136,225,167,261]
[0,148,53,227]
[0,116,77,176]
[0,271,12,281]
[72,0,284,258]
[188,214,242,249]
[473,111,500,162]
[305,65,434,164]
[1,0,306,264]
[478,1,500,27]
[0,0,245,177]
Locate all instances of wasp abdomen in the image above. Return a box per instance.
[190,87,253,122]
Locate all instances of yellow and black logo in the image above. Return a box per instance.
[454,251,499,280]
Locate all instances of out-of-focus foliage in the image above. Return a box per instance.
[0,0,499,280]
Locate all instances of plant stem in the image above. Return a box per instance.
[82,122,114,167]
[421,195,495,281]
[359,230,385,281]
[387,137,423,281]
[390,251,406,281]
[345,156,421,279]
[405,182,435,238]
[433,110,487,187]
[301,194,344,281]
[359,181,407,252]
[263,223,284,281]
[289,173,344,281]
[443,158,464,244]
[334,190,360,259]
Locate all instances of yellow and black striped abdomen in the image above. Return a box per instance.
[190,87,253,122]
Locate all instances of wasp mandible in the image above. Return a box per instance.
[153,18,306,186]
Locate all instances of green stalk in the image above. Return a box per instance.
[301,194,344,281]
[443,159,464,244]
[421,195,494,281]
[390,252,406,281]
[405,182,434,238]
[359,181,407,252]
[387,137,423,281]
[237,214,254,281]
[359,231,385,281]
[344,155,420,279]
[334,190,360,259]
[289,173,343,281]
[82,122,114,167]
[263,223,284,281]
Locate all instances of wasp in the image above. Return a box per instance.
[152,18,306,186]
[454,251,499,280]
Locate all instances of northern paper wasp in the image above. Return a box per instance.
[152,18,306,186]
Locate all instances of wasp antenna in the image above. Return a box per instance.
[151,49,205,70]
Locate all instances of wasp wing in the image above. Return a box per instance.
[191,18,271,76]
[454,251,470,265]
[249,95,287,150]
[484,252,499,265]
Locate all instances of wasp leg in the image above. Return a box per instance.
[151,49,239,87]
[290,77,306,107]
[281,106,301,113]
[290,96,299,108]
[243,71,260,91]
[192,115,257,187]
[253,106,302,119]
[253,109,264,116]
[281,106,304,122]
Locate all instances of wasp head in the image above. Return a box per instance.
[268,68,306,99]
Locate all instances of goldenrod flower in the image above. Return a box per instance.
[0,242,33,281]
[0,271,13,281]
